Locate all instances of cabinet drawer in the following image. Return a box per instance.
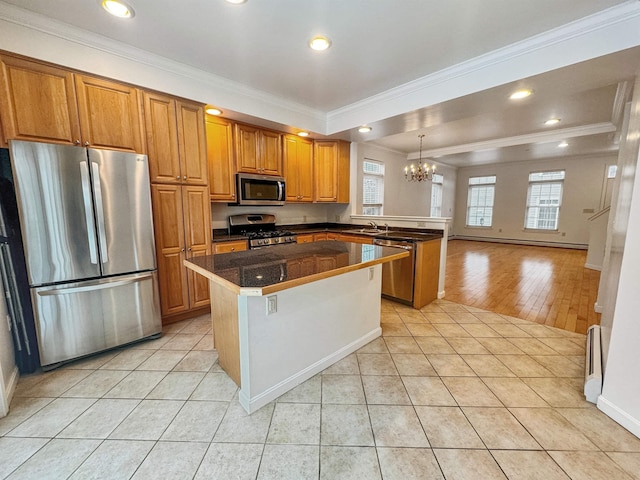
[213,240,248,254]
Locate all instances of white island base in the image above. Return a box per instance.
[212,265,382,414]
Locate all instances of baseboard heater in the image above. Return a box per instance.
[584,325,603,403]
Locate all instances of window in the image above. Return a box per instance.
[466,175,496,227]
[430,173,444,217]
[362,159,384,215]
[525,170,565,230]
[607,165,618,179]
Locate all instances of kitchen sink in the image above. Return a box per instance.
[348,228,382,234]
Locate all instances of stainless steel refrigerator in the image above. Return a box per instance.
[7,140,161,368]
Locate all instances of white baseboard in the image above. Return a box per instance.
[0,366,19,418]
[594,302,604,314]
[597,395,640,439]
[239,328,381,414]
[438,290,445,299]
[585,263,602,271]
[451,235,588,250]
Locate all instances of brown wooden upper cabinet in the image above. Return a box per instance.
[143,92,207,185]
[235,123,283,176]
[283,134,314,202]
[314,140,350,203]
[0,54,145,152]
[206,115,236,202]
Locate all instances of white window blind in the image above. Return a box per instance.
[362,159,384,215]
[525,170,565,230]
[466,175,496,227]
[430,173,443,217]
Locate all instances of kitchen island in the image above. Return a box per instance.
[185,241,409,413]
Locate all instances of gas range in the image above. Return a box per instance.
[228,214,297,249]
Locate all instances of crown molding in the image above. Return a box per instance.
[327,1,640,134]
[0,1,325,126]
[406,123,617,159]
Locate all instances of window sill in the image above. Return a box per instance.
[523,228,559,234]
[465,226,493,230]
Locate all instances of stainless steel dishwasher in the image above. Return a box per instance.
[373,238,415,304]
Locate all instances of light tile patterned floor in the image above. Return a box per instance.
[1,299,640,479]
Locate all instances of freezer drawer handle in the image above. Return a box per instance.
[36,273,153,296]
[91,162,109,264]
[79,162,98,264]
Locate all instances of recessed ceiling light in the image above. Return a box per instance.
[558,141,569,148]
[358,126,372,133]
[510,89,532,100]
[297,131,309,137]
[545,118,561,126]
[101,0,135,18]
[309,36,331,51]
[205,107,223,116]
[225,0,247,4]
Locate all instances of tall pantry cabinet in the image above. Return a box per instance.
[144,92,211,322]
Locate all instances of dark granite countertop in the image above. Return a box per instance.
[185,240,409,295]
[212,223,443,243]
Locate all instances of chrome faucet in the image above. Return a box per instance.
[384,223,389,233]
[368,221,378,229]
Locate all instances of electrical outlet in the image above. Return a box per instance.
[417,221,426,227]
[369,267,374,281]
[267,295,277,315]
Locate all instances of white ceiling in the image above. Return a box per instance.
[2,0,640,167]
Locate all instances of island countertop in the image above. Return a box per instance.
[185,240,409,296]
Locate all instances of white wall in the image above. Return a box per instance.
[0,276,18,417]
[452,155,615,247]
[597,75,640,438]
[353,143,457,218]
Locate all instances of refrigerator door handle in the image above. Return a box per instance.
[91,161,109,264]
[80,161,98,264]
[36,272,154,296]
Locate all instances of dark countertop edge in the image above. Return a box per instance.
[212,223,444,243]
[184,245,410,296]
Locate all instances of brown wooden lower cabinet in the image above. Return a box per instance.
[151,183,211,322]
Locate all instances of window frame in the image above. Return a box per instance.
[524,170,565,231]
[430,173,444,217]
[466,175,496,228]
[362,159,384,216]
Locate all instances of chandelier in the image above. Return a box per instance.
[405,134,435,182]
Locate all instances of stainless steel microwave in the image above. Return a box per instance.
[235,173,286,206]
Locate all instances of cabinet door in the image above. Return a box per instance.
[283,134,313,202]
[296,234,314,244]
[206,116,236,201]
[235,123,260,173]
[75,75,144,153]
[177,100,208,185]
[151,184,189,316]
[314,141,338,202]
[297,137,314,201]
[182,185,212,308]
[260,129,283,175]
[0,55,81,145]
[143,91,180,183]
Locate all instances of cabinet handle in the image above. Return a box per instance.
[176,176,181,180]
[231,247,235,251]
[84,141,90,146]
[75,139,81,145]
[183,176,187,181]
[181,248,185,252]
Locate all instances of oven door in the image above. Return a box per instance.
[237,173,285,206]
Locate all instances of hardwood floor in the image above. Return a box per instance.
[444,240,601,334]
